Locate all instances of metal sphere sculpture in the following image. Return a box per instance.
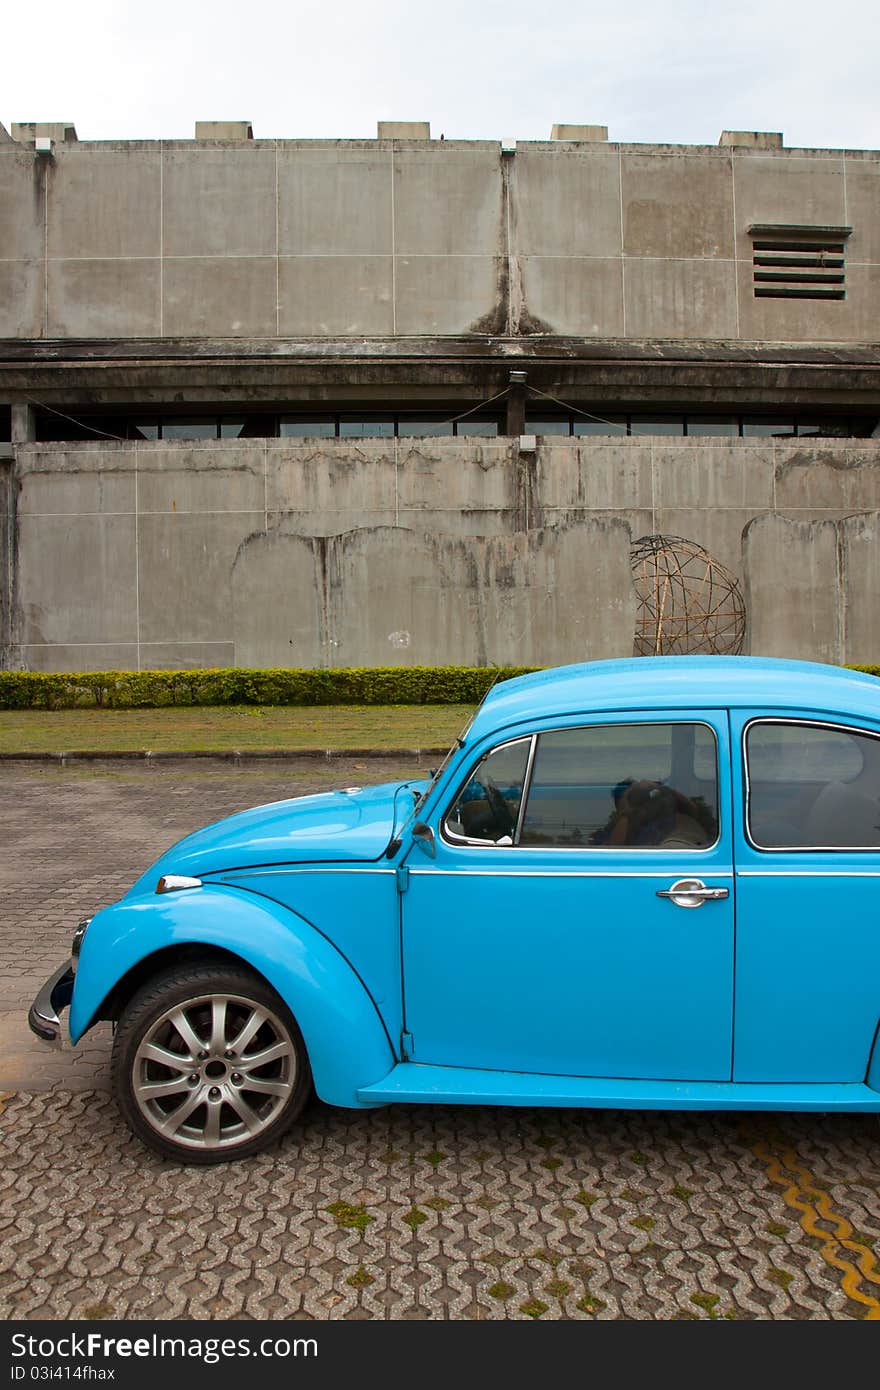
[630,534,746,656]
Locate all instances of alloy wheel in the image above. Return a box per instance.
[131,992,297,1152]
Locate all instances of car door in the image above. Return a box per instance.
[731,710,880,1083]
[402,711,735,1081]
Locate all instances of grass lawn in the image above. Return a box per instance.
[0,705,474,755]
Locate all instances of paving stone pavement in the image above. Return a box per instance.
[1,761,880,1321]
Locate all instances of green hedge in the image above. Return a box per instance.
[0,666,540,711]
[3,662,878,712]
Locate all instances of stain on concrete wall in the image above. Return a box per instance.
[743,514,841,662]
[231,521,634,669]
[5,436,880,671]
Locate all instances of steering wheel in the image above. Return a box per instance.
[483,777,516,839]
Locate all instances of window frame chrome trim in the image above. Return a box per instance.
[441,735,535,848]
[514,733,539,842]
[742,716,880,854]
[440,719,722,853]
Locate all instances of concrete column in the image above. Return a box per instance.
[11,404,35,444]
[505,371,527,436]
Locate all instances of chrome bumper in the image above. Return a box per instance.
[28,960,75,1043]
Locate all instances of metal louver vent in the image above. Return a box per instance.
[749,224,852,300]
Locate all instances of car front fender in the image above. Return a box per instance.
[70,884,395,1108]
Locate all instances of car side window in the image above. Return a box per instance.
[519,723,719,849]
[444,738,532,844]
[745,720,880,849]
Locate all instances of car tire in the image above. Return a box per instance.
[111,961,312,1164]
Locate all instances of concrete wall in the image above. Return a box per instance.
[5,436,880,671]
[1,137,877,342]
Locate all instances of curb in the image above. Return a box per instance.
[0,747,447,765]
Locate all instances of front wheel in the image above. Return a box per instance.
[111,962,312,1164]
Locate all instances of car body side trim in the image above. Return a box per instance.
[409,868,734,879]
[217,867,397,879]
[737,869,880,877]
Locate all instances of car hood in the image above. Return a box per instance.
[127,778,425,894]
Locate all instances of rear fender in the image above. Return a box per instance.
[70,885,395,1108]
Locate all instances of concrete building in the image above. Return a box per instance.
[1,119,878,670]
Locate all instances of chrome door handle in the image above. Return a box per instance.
[656,878,729,909]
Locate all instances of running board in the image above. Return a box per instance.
[357,1064,880,1112]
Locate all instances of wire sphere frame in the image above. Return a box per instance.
[630,534,747,656]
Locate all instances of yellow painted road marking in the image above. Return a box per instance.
[744,1125,880,1320]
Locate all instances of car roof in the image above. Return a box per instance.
[468,656,880,742]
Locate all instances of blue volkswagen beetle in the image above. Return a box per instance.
[29,656,880,1163]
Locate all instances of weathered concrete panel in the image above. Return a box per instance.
[621,151,734,258]
[479,521,635,666]
[0,149,43,258]
[21,643,139,673]
[139,642,236,671]
[844,158,880,265]
[774,444,880,511]
[392,148,502,256]
[732,154,847,260]
[517,256,624,336]
[47,258,160,337]
[327,528,486,667]
[136,442,266,514]
[624,258,737,338]
[278,149,392,255]
[743,513,840,661]
[512,145,622,257]
[839,513,880,665]
[266,440,397,530]
[0,260,42,336]
[16,445,136,516]
[162,148,276,257]
[397,439,515,519]
[324,520,634,668]
[47,149,161,258]
[136,511,265,644]
[163,257,276,337]
[232,531,324,668]
[537,441,652,511]
[278,256,393,335]
[395,255,500,334]
[653,441,774,511]
[17,513,138,645]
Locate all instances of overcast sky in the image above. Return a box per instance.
[4,0,879,149]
